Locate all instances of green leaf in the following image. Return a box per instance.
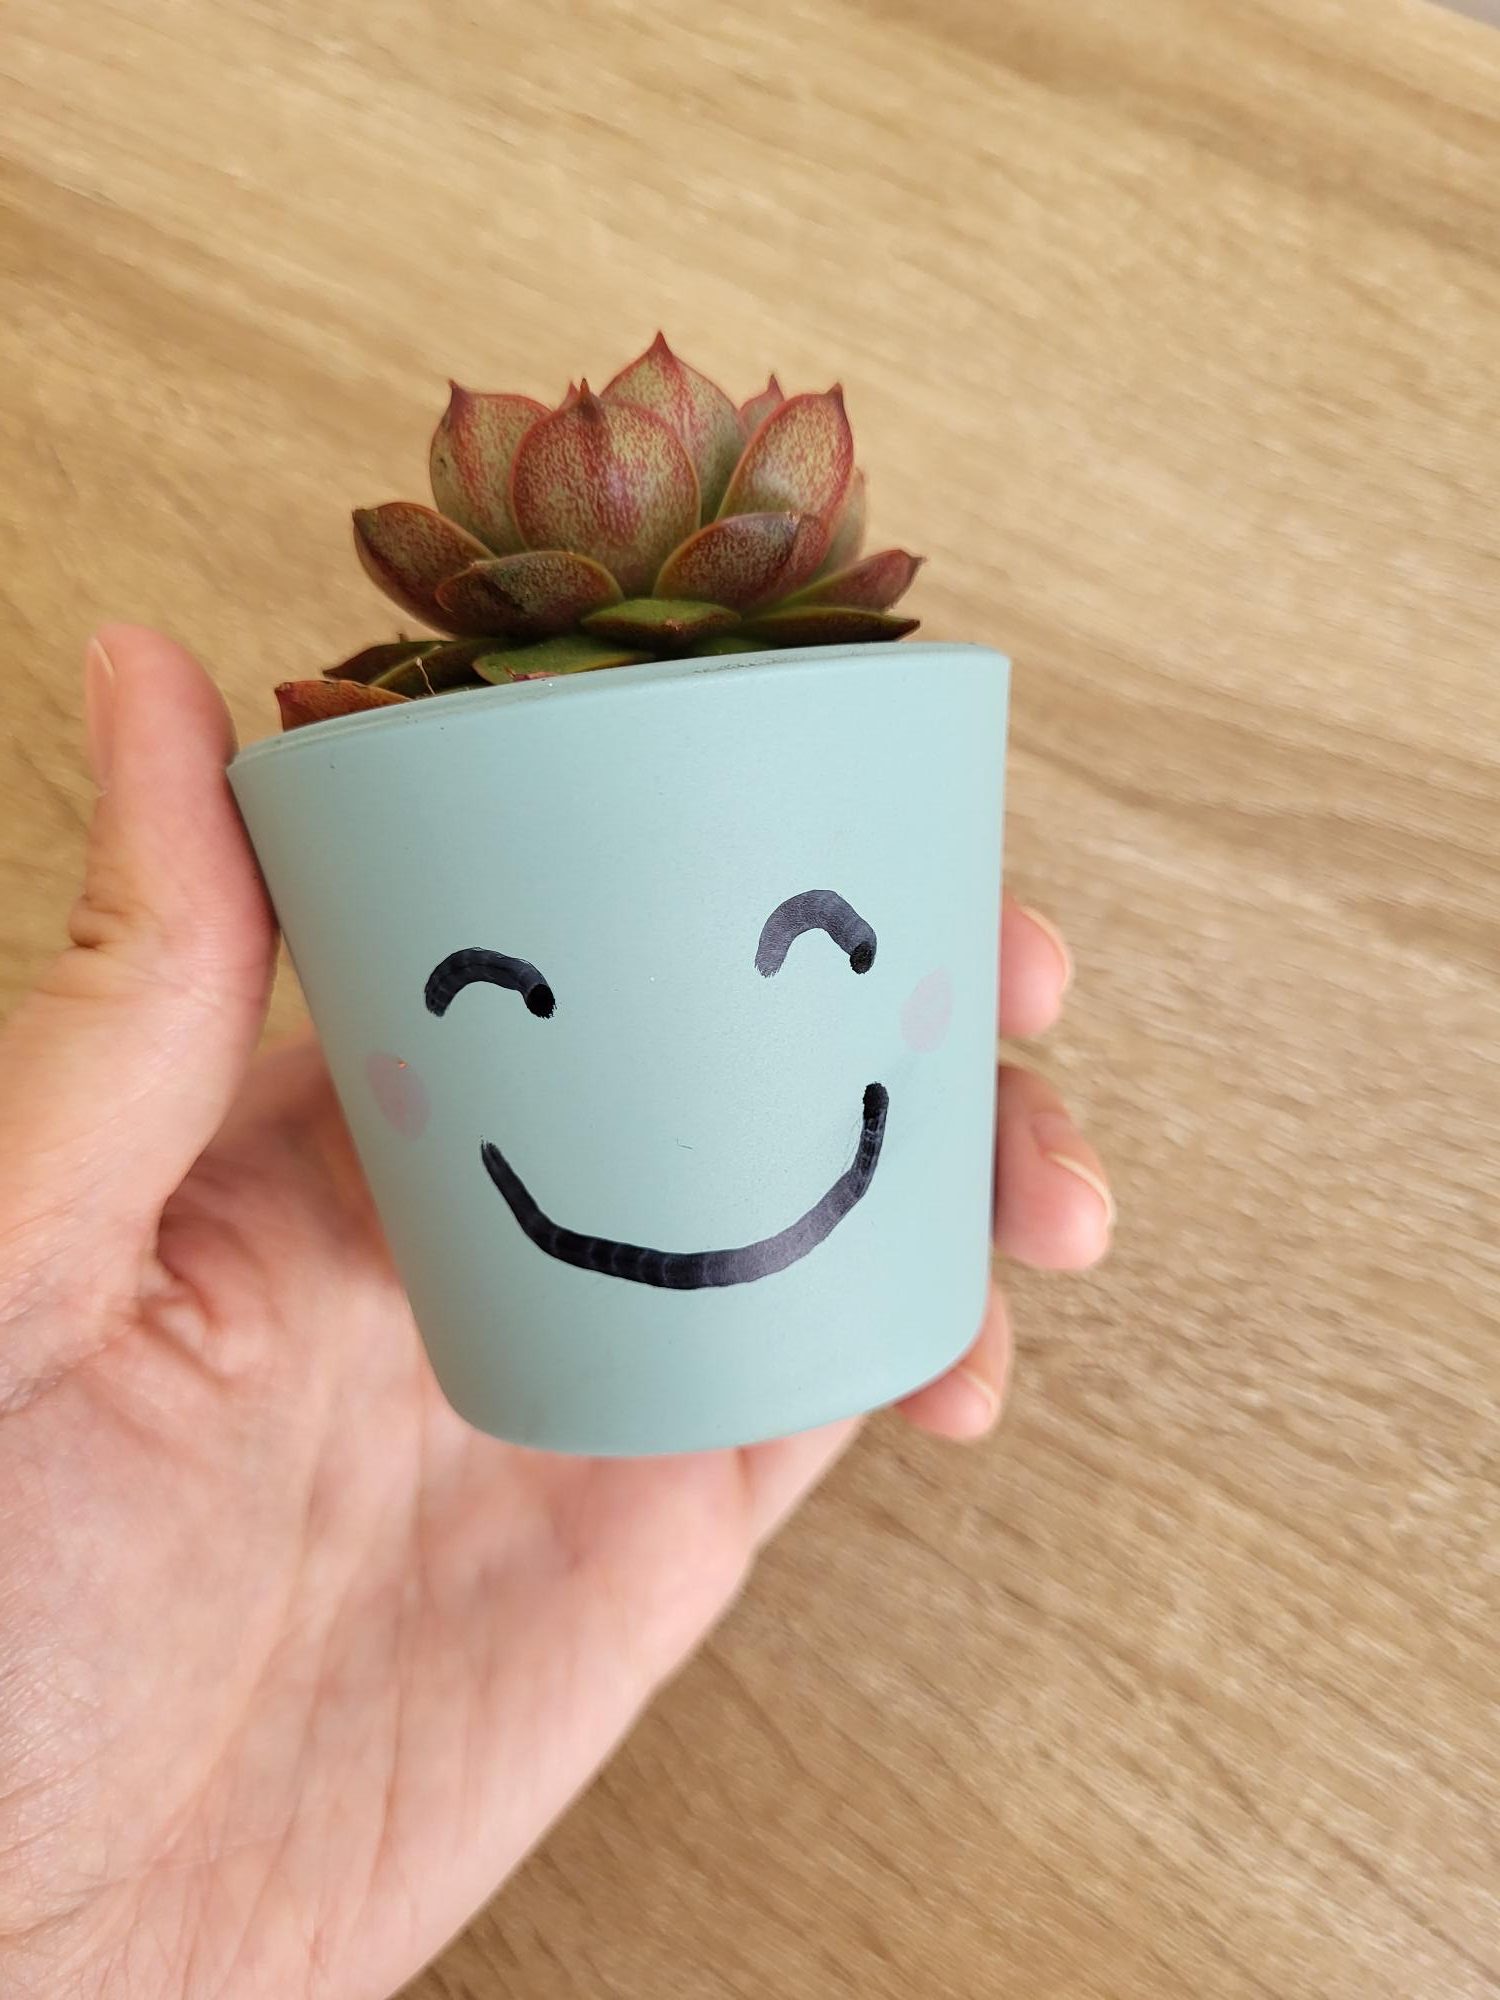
[371,638,494,695]
[435,550,622,640]
[740,607,919,647]
[581,597,740,646]
[323,639,439,683]
[472,635,652,682]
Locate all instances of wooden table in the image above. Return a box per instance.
[3,2,1497,1993]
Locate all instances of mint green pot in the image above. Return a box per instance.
[229,641,1008,1456]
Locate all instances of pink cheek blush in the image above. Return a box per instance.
[366,1052,430,1140]
[901,968,954,1053]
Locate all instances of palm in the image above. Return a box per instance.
[0,630,1103,2000]
[5,1040,816,1998]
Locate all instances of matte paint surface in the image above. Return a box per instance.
[231,643,1007,1454]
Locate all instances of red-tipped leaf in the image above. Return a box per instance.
[817,466,866,576]
[654,511,829,613]
[718,387,853,524]
[788,548,923,612]
[434,550,622,641]
[509,387,700,596]
[739,375,784,435]
[602,333,745,519]
[276,679,409,732]
[353,503,494,634]
[429,387,547,554]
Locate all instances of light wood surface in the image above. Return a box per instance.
[4,1,1498,1994]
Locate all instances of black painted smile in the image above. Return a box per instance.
[479,1082,889,1290]
[425,892,888,1291]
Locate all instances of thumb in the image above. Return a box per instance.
[0,626,275,1271]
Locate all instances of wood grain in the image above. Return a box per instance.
[3,0,1497,1994]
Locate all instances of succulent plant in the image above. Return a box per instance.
[276,335,924,731]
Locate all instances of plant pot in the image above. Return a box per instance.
[229,640,1009,1456]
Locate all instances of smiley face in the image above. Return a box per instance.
[231,642,1008,1452]
[424,890,888,1290]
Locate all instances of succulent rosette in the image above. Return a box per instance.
[277,335,923,730]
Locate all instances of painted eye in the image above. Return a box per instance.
[756,890,877,978]
[426,949,555,1019]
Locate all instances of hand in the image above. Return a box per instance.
[0,627,1111,2000]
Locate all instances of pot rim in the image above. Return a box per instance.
[231,639,1005,771]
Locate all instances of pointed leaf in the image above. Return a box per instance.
[276,679,409,732]
[472,635,652,682]
[323,639,439,683]
[788,548,923,612]
[429,387,547,553]
[353,503,494,634]
[602,333,746,519]
[434,550,623,641]
[739,376,784,435]
[817,467,866,576]
[581,597,740,647]
[509,387,700,596]
[740,607,919,647]
[372,638,494,695]
[718,388,853,524]
[654,511,829,613]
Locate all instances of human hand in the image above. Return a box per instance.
[0,627,1111,2000]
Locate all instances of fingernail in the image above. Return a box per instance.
[84,637,116,790]
[955,1366,1003,1432]
[1031,1111,1115,1230]
[1020,905,1073,992]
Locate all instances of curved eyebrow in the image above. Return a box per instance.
[426,948,556,1019]
[756,890,876,977]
